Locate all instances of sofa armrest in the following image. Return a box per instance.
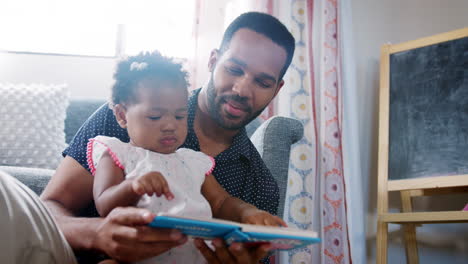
[250,116,304,218]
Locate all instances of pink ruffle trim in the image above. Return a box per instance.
[87,138,125,176]
[205,156,216,176]
[464,204,468,211]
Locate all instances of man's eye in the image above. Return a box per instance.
[148,116,161,120]
[226,66,243,76]
[257,80,272,88]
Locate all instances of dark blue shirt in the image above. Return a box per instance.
[64,89,280,218]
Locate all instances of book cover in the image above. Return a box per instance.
[149,213,320,250]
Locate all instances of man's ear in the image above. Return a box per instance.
[273,79,285,98]
[208,49,219,72]
[113,104,128,129]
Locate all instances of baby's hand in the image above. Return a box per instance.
[241,208,288,227]
[131,171,174,200]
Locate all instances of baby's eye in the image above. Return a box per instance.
[175,115,186,120]
[148,116,161,120]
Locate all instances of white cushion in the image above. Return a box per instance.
[0,83,69,169]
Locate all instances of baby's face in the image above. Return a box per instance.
[123,81,188,154]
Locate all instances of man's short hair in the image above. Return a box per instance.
[219,12,296,81]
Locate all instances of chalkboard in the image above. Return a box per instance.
[377,30,468,263]
[388,36,468,180]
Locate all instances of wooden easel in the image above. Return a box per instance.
[376,28,468,264]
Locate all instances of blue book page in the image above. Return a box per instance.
[149,215,239,239]
[239,231,321,250]
[149,214,320,250]
[224,225,320,250]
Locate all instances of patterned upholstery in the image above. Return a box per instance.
[0,99,105,195]
[0,83,69,169]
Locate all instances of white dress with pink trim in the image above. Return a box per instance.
[87,135,214,264]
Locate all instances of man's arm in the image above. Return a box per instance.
[40,156,187,262]
[40,156,97,250]
[202,174,286,226]
[202,174,255,222]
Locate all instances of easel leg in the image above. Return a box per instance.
[376,220,388,264]
[402,224,419,264]
[401,191,419,264]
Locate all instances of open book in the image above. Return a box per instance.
[149,213,320,250]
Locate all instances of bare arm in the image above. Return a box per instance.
[201,174,251,222]
[93,152,141,217]
[40,156,187,262]
[93,151,174,217]
[40,156,100,250]
[202,174,286,226]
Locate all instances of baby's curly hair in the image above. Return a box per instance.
[111,51,189,105]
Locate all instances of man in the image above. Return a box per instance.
[40,12,295,263]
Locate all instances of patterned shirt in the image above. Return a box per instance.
[63,89,280,218]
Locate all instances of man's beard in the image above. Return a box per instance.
[206,73,265,130]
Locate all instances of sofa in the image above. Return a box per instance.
[0,99,303,218]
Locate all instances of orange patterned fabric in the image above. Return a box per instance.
[318,0,351,263]
[275,0,351,263]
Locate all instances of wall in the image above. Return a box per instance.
[351,0,468,262]
[0,52,116,99]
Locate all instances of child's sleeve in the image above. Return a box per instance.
[86,136,126,176]
[199,153,215,176]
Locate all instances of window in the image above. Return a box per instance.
[0,0,195,58]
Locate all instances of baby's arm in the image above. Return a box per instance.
[201,174,286,227]
[93,152,174,216]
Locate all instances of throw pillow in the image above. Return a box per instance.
[0,83,69,170]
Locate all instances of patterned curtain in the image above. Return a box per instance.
[275,0,351,263]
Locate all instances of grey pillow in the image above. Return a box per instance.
[250,116,304,218]
[0,166,53,195]
[0,83,69,169]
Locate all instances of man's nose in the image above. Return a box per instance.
[232,76,252,98]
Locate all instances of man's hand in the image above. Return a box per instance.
[194,238,271,264]
[240,208,287,227]
[92,207,187,262]
[132,171,174,200]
